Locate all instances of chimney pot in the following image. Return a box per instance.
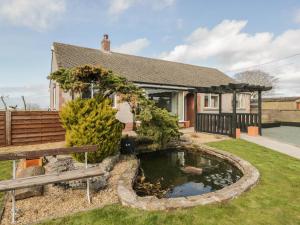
[101,34,110,52]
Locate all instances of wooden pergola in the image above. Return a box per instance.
[193,83,272,138]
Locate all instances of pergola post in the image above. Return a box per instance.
[194,91,198,132]
[258,90,262,135]
[232,90,237,138]
[218,93,222,114]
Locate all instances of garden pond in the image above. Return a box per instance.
[134,148,243,198]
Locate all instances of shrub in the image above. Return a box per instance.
[60,96,124,163]
[136,101,180,150]
[50,65,181,155]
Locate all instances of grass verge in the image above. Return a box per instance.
[0,160,11,210]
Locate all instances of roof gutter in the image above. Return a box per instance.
[134,82,195,91]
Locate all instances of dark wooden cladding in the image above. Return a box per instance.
[0,111,66,146]
[236,113,259,132]
[196,113,233,136]
[0,112,5,146]
[0,145,97,161]
[196,113,259,137]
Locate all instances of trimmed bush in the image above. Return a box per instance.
[136,102,180,150]
[60,96,124,163]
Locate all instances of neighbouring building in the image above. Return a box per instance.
[251,97,300,123]
[50,34,251,130]
[262,97,300,110]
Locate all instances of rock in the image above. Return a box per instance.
[180,166,203,175]
[15,166,45,200]
[45,154,119,190]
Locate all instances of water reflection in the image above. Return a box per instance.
[135,148,242,198]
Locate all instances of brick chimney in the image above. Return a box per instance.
[101,34,110,52]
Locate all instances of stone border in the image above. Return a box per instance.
[117,144,260,210]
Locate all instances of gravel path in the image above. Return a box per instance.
[1,159,131,225]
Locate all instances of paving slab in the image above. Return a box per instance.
[241,134,300,160]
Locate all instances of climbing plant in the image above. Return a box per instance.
[49,65,180,162]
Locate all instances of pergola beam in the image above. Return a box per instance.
[195,83,272,93]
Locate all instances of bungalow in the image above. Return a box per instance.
[50,34,251,130]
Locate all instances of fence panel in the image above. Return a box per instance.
[10,111,65,146]
[236,113,258,132]
[196,113,259,137]
[196,113,233,136]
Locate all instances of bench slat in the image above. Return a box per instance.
[0,145,98,161]
[0,167,104,192]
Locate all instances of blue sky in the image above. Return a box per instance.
[0,0,300,108]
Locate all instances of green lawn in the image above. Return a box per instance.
[0,160,11,209]
[36,140,299,224]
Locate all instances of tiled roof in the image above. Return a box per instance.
[53,42,235,88]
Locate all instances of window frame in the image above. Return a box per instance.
[204,94,219,109]
[236,93,246,109]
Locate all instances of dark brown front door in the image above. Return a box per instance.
[186,93,195,126]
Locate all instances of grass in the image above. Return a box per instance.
[33,140,300,224]
[0,160,11,209]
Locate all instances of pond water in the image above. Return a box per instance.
[134,148,242,198]
[263,126,300,147]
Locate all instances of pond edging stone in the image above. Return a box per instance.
[117,144,260,210]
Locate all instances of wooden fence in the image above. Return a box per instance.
[236,113,259,132]
[196,113,259,136]
[0,111,65,146]
[196,113,233,136]
[0,112,5,146]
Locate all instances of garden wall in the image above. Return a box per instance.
[251,108,300,123]
[0,111,65,146]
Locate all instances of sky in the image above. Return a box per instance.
[0,0,300,108]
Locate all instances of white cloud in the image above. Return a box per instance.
[0,0,66,31]
[151,0,176,10]
[160,19,300,96]
[108,0,175,17]
[113,38,150,54]
[108,0,138,16]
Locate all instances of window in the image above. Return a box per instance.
[204,94,219,109]
[211,95,218,108]
[82,89,91,99]
[148,91,173,112]
[237,94,245,109]
[204,95,209,107]
[110,94,117,108]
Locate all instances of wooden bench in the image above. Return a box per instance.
[0,144,98,224]
[0,167,104,192]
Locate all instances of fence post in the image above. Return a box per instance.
[258,90,262,135]
[194,91,198,132]
[232,90,237,138]
[5,110,11,146]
